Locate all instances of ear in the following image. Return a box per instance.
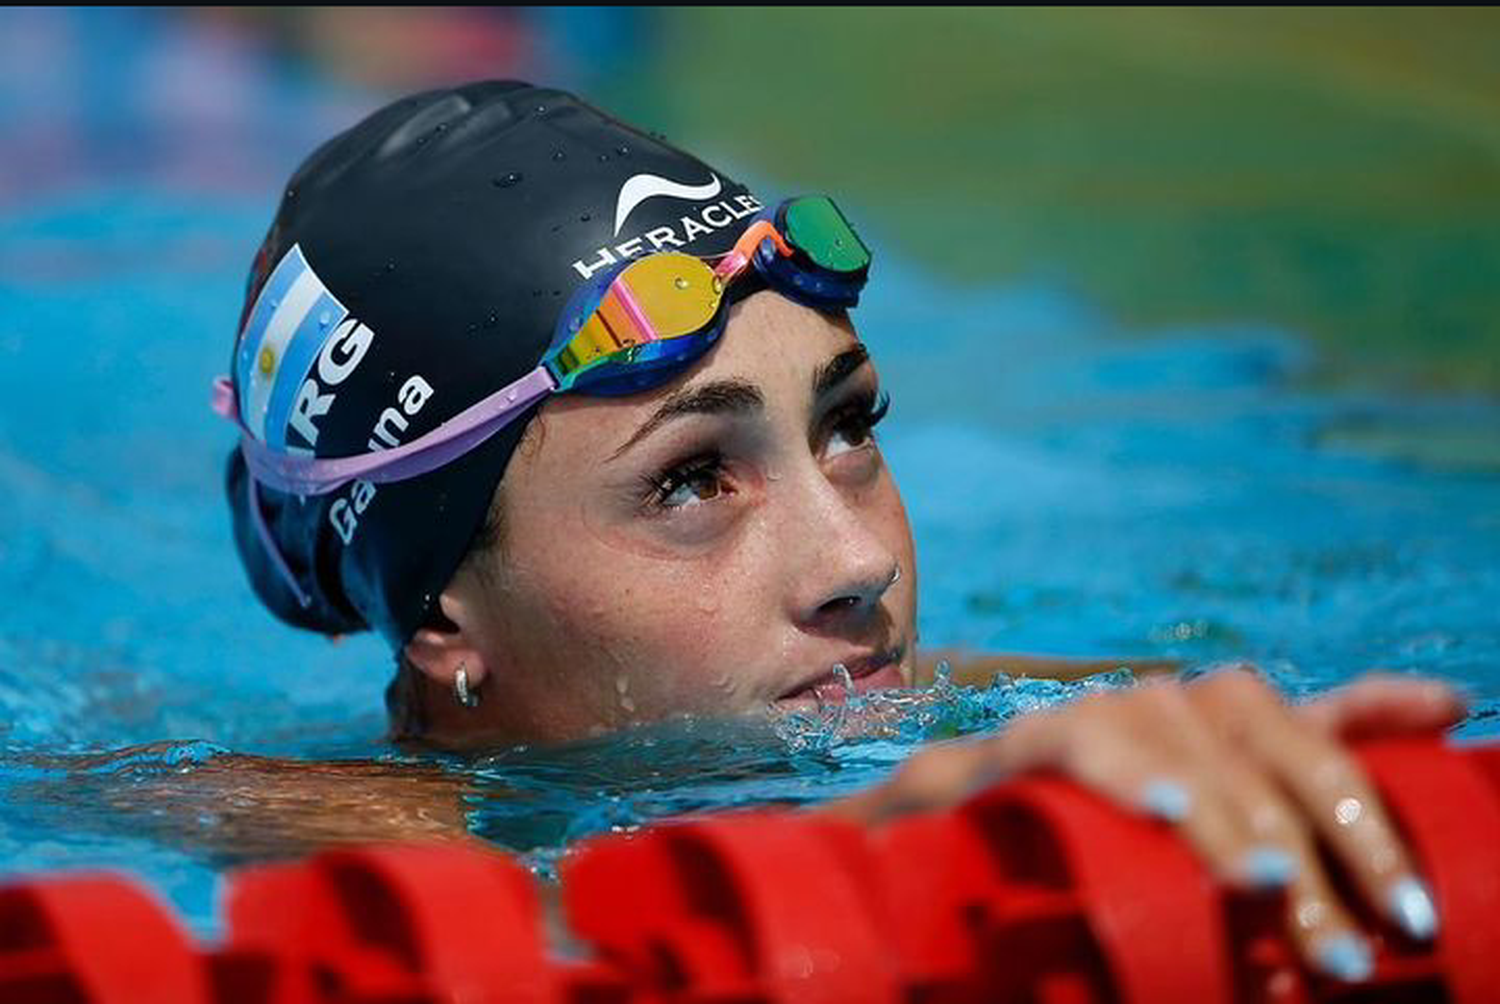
[401,588,493,691]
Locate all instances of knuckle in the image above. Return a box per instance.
[1305,750,1370,797]
[1061,733,1140,787]
[1290,889,1341,938]
[891,746,975,805]
[1198,663,1268,700]
[1133,678,1197,720]
[1066,688,1120,721]
[1241,793,1305,844]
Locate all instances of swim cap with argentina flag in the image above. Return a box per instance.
[224,80,762,648]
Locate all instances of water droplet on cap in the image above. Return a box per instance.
[552,149,567,162]
[674,276,689,290]
[615,145,630,156]
[580,213,592,222]
[597,153,609,163]
[492,171,524,188]
[318,310,331,327]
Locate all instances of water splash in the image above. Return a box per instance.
[770,667,1138,754]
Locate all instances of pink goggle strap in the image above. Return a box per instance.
[244,470,312,609]
[211,366,558,497]
[213,367,558,610]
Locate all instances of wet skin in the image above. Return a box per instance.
[407,289,920,746]
[188,288,1462,982]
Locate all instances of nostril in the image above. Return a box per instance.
[812,563,902,620]
[822,595,860,613]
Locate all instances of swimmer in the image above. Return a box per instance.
[213,82,1463,982]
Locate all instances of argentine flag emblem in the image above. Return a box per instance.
[234,244,350,450]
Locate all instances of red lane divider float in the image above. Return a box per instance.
[1,737,1496,1003]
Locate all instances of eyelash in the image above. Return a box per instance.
[641,389,892,512]
[643,451,727,511]
[829,388,891,451]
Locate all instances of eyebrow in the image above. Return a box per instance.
[812,345,870,399]
[605,345,873,462]
[607,379,764,461]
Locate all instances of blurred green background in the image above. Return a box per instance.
[9,7,1496,396]
[615,8,1499,395]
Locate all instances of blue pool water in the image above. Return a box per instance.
[1,9,1498,936]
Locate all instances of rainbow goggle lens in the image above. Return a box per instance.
[214,196,871,499]
[548,195,869,396]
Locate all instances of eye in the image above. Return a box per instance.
[646,453,730,510]
[825,390,890,458]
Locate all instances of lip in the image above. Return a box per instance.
[776,643,908,704]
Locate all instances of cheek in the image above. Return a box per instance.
[578,472,767,562]
[515,534,775,713]
[866,472,919,610]
[856,465,915,552]
[610,564,772,708]
[885,481,916,559]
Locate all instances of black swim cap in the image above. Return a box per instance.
[225,81,762,648]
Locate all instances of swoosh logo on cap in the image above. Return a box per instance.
[614,172,722,236]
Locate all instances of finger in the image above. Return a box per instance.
[823,731,1016,825]
[961,688,1275,893]
[1119,681,1298,888]
[1035,683,1379,983]
[1192,670,1439,951]
[831,701,1136,825]
[1295,675,1466,740]
[999,687,1273,896]
[1199,761,1381,983]
[827,692,1222,838]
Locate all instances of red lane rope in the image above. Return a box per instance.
[1,737,1494,1003]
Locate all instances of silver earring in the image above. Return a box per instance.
[453,664,480,709]
[889,564,903,587]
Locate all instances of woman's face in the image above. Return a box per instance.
[445,290,918,743]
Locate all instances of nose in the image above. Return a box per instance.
[783,472,901,633]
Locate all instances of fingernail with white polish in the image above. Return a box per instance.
[1239,846,1298,889]
[1388,876,1439,940]
[1139,779,1192,823]
[1315,933,1374,983]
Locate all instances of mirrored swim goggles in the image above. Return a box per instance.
[213,196,871,498]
